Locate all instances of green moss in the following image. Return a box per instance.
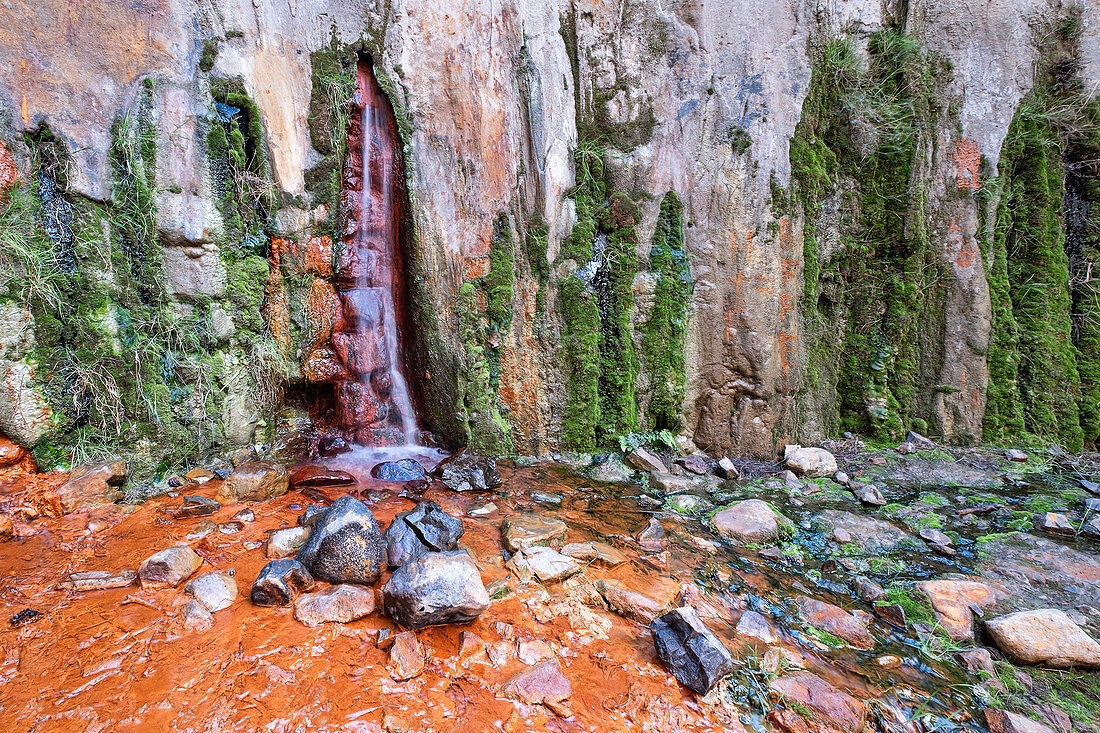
[199,38,219,74]
[485,213,515,332]
[876,585,936,625]
[805,626,845,648]
[455,280,512,454]
[641,192,692,430]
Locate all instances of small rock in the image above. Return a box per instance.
[218,521,244,534]
[295,496,386,585]
[686,535,719,554]
[649,471,694,495]
[1039,513,1076,536]
[298,505,325,527]
[500,515,567,552]
[896,441,918,455]
[468,502,497,516]
[458,631,485,660]
[138,545,204,589]
[784,446,838,477]
[853,483,886,506]
[382,550,490,628]
[371,459,426,482]
[0,434,30,469]
[213,468,231,481]
[712,499,780,545]
[917,580,997,641]
[834,471,850,486]
[595,579,664,624]
[267,527,309,558]
[384,500,464,568]
[511,546,581,583]
[985,609,1100,669]
[500,658,572,715]
[636,517,667,551]
[957,647,996,676]
[251,559,316,606]
[851,576,885,604]
[833,527,852,543]
[588,454,635,483]
[716,457,739,479]
[216,461,289,503]
[561,541,627,567]
[289,465,357,489]
[919,528,953,546]
[86,518,109,533]
[438,454,502,492]
[875,655,902,668]
[186,520,216,540]
[58,570,137,592]
[56,461,127,513]
[181,599,214,632]
[1004,449,1028,462]
[518,639,555,664]
[736,610,780,645]
[1080,479,1100,495]
[388,630,425,681]
[294,584,376,626]
[184,572,238,613]
[781,470,803,490]
[231,508,255,522]
[906,431,935,450]
[174,496,219,517]
[1085,497,1100,512]
[795,596,874,649]
[1082,516,1100,539]
[185,468,214,484]
[650,606,734,695]
[625,447,667,473]
[769,672,867,733]
[984,708,1058,733]
[676,455,709,475]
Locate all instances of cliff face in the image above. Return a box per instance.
[0,0,1097,470]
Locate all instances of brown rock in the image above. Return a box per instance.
[500,657,572,714]
[0,433,29,468]
[58,570,137,592]
[56,461,127,513]
[676,455,709,475]
[917,579,997,641]
[561,541,627,567]
[985,609,1100,669]
[217,461,289,503]
[595,579,664,624]
[736,610,780,645]
[984,708,1058,733]
[138,546,203,589]
[713,499,780,544]
[294,584,376,626]
[289,465,357,490]
[769,672,867,733]
[636,517,667,551]
[500,515,567,552]
[388,630,425,681]
[795,596,874,649]
[625,447,667,473]
[458,631,485,661]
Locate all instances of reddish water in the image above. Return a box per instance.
[331,57,419,447]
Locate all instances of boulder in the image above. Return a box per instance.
[382,550,490,628]
[595,579,664,624]
[500,658,572,713]
[916,579,997,641]
[184,572,238,613]
[625,447,667,473]
[293,584,376,626]
[384,501,464,568]
[985,609,1100,669]
[267,527,309,558]
[295,496,386,585]
[138,545,203,589]
[649,606,734,695]
[371,459,426,482]
[769,672,866,733]
[713,500,780,544]
[784,446,838,477]
[984,709,1058,733]
[56,461,127,513]
[388,630,426,681]
[795,596,874,649]
[251,559,316,606]
[217,461,289,503]
[438,454,502,492]
[676,455,709,475]
[501,515,567,552]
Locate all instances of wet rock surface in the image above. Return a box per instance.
[985,609,1100,669]
[383,500,464,567]
[382,550,489,628]
[294,583,376,626]
[55,461,126,513]
[371,459,426,482]
[769,672,867,733]
[184,572,238,613]
[138,546,203,589]
[251,559,316,607]
[437,455,502,492]
[217,462,289,503]
[500,515,567,552]
[288,465,357,490]
[712,499,780,544]
[650,606,734,694]
[58,570,137,592]
[295,496,386,585]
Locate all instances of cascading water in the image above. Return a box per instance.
[330,56,420,448]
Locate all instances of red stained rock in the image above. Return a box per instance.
[336,380,387,429]
[339,288,384,329]
[0,433,30,469]
[794,596,874,649]
[500,657,572,713]
[306,278,345,348]
[0,140,17,200]
[302,346,350,384]
[332,331,387,377]
[334,241,379,288]
[304,235,333,278]
[289,465,357,490]
[769,672,867,733]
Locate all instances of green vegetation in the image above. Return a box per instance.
[981,660,1100,727]
[876,585,936,625]
[805,625,845,648]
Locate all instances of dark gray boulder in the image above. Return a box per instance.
[382,550,490,628]
[295,496,387,585]
[650,606,734,695]
[384,501,464,568]
[437,455,502,492]
[251,559,316,606]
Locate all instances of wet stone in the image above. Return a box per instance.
[1081,479,1100,495]
[289,465,357,490]
[388,630,425,681]
[712,499,780,545]
[851,576,885,604]
[371,459,426,482]
[138,545,203,589]
[184,572,238,613]
[853,483,886,506]
[736,610,780,645]
[295,496,386,585]
[919,527,953,546]
[56,461,127,513]
[510,546,581,583]
[251,559,316,606]
[650,606,734,695]
[438,455,502,492]
[175,496,219,517]
[769,672,867,733]
[676,455,709,475]
[594,578,663,623]
[650,471,694,495]
[561,541,627,568]
[231,508,255,522]
[985,609,1100,669]
[217,461,289,503]
[294,584,376,626]
[218,521,244,534]
[985,708,1058,733]
[1039,513,1076,536]
[58,570,137,592]
[267,527,309,558]
[795,596,874,649]
[384,500,464,568]
[716,457,739,479]
[500,658,572,715]
[181,600,213,632]
[636,517,667,551]
[1082,516,1100,539]
[918,579,996,641]
[665,494,712,514]
[298,505,325,527]
[501,515,567,552]
[625,447,666,473]
[382,550,490,628]
[187,520,216,541]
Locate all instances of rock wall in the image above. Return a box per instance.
[0,0,1097,469]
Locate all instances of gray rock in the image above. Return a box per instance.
[834,471,850,486]
[676,455,709,475]
[294,583,376,626]
[184,572,238,613]
[384,501,464,568]
[438,455,502,492]
[1004,449,1028,462]
[853,483,886,506]
[58,570,137,592]
[665,494,712,514]
[1039,513,1076,536]
[251,559,316,606]
[712,499,780,544]
[852,576,886,603]
[500,515,567,552]
[512,546,581,583]
[371,458,426,482]
[906,431,935,450]
[736,610,779,645]
[919,527,953,546]
[650,606,734,695]
[138,545,204,589]
[181,599,213,632]
[382,550,490,628]
[1082,516,1100,539]
[625,447,667,473]
[716,457,739,479]
[1081,479,1100,495]
[784,446,838,477]
[267,526,309,558]
[636,517,667,551]
[649,470,694,495]
[588,455,635,483]
[985,609,1100,669]
[812,511,918,554]
[295,496,386,585]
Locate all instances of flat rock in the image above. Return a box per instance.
[371,459,426,482]
[217,461,288,503]
[919,528,953,546]
[636,517,667,551]
[769,672,866,733]
[56,461,127,513]
[173,495,219,517]
[795,596,874,649]
[985,609,1100,669]
[388,630,425,681]
[500,658,572,712]
[138,545,203,589]
[917,579,997,641]
[294,584,376,626]
[289,465,356,489]
[512,546,581,583]
[384,500,464,568]
[251,559,315,606]
[625,447,667,473]
[985,708,1058,733]
[382,550,489,628]
[649,471,694,495]
[1083,516,1100,539]
[501,515,567,552]
[438,454,502,492]
[736,610,780,645]
[650,606,734,695]
[587,455,635,483]
[676,455,709,475]
[595,579,664,624]
[267,526,309,558]
[784,446,838,477]
[813,510,917,554]
[1004,449,1028,462]
[561,541,627,567]
[295,496,386,585]
[1039,513,1076,536]
[713,500,780,544]
[58,570,137,592]
[184,572,238,613]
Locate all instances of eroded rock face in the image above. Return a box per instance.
[295,496,386,585]
[382,550,489,628]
